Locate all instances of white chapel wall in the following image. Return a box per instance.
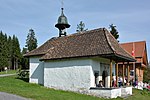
[44,59,92,91]
[90,60,101,87]
[29,57,44,85]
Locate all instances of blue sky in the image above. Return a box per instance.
[0,0,150,60]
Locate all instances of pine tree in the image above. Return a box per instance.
[0,31,9,71]
[25,29,37,51]
[76,21,88,32]
[143,61,150,82]
[3,33,9,67]
[0,31,21,71]
[109,24,119,40]
[20,47,29,69]
[7,36,12,69]
[11,35,21,70]
[0,31,4,71]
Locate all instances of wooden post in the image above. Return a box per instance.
[127,62,130,86]
[115,62,118,87]
[122,62,125,86]
[110,60,112,88]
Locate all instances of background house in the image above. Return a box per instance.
[119,41,148,82]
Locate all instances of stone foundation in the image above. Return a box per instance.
[121,86,132,96]
[89,87,132,98]
[89,87,121,98]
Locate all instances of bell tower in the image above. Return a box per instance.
[55,7,70,37]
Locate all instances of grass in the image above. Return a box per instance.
[0,76,150,100]
[125,88,150,100]
[0,70,17,75]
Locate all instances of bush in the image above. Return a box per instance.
[17,69,29,78]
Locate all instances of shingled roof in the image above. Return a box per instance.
[24,28,135,62]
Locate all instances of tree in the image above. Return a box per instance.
[3,33,9,67]
[109,24,119,40]
[7,36,12,69]
[0,31,4,70]
[24,29,37,69]
[148,61,150,68]
[11,35,21,70]
[0,31,9,71]
[25,29,37,51]
[143,61,150,82]
[0,31,21,71]
[0,31,5,70]
[143,68,150,83]
[20,47,29,69]
[76,21,88,32]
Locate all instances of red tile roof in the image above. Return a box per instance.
[24,28,135,62]
[120,41,146,58]
[120,41,148,66]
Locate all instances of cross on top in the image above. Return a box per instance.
[61,0,64,8]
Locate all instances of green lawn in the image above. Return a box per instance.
[0,70,16,75]
[0,76,149,100]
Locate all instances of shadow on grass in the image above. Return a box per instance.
[16,77,29,83]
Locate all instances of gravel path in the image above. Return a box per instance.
[0,74,16,77]
[0,92,30,100]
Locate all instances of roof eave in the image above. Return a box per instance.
[40,53,136,62]
[100,53,136,62]
[24,53,45,57]
[114,53,136,62]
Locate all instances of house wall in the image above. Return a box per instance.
[90,60,101,87]
[89,58,114,88]
[44,59,92,91]
[44,57,113,91]
[29,56,115,92]
[29,57,44,85]
[136,66,144,82]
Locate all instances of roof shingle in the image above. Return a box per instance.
[24,28,135,62]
